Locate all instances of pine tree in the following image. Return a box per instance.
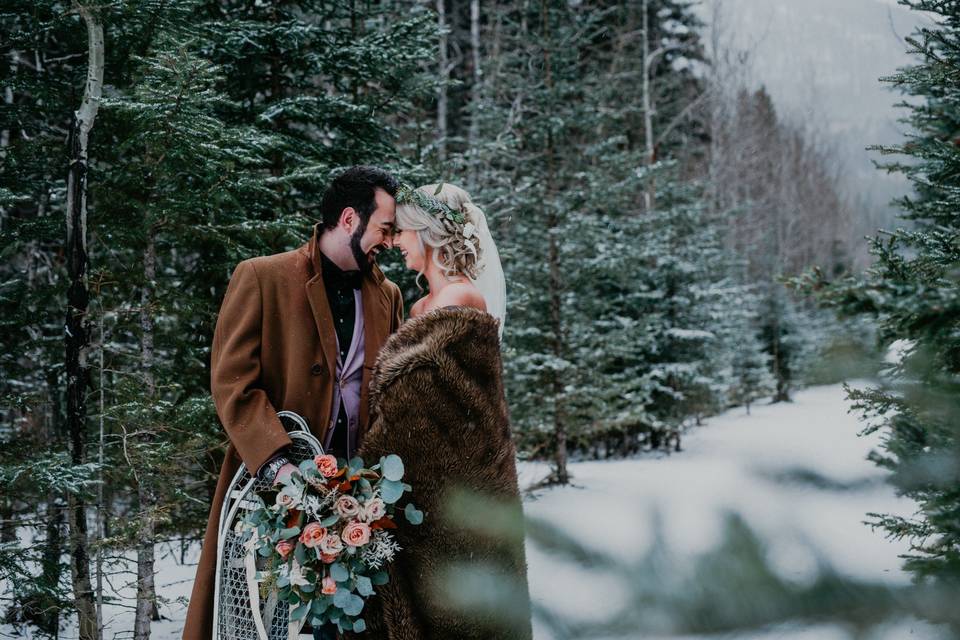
[454,0,733,480]
[798,0,960,585]
[1,1,440,636]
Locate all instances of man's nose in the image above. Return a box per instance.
[384,234,395,249]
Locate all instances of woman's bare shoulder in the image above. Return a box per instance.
[409,296,429,318]
[433,282,486,312]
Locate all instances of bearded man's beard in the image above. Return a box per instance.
[350,218,374,276]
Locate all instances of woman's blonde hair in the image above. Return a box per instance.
[395,183,485,284]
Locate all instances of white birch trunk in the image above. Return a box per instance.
[641,0,655,212]
[437,0,448,161]
[64,3,104,639]
[467,0,482,188]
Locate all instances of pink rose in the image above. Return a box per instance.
[318,533,344,556]
[362,497,386,522]
[298,522,327,549]
[275,492,297,509]
[320,552,338,564]
[314,454,339,478]
[275,540,295,559]
[321,576,337,595]
[335,495,361,518]
[341,520,371,548]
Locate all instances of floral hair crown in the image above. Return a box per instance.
[395,183,466,225]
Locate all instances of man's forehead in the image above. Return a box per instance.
[372,208,395,226]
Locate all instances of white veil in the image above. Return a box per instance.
[466,206,506,340]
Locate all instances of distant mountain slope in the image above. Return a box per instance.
[697,0,933,237]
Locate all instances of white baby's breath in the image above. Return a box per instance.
[359,529,402,570]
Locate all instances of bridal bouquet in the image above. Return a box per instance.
[237,453,423,634]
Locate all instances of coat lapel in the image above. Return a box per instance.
[304,221,392,434]
[304,224,339,377]
[359,264,389,431]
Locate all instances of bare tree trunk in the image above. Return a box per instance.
[95,306,105,636]
[540,0,568,486]
[467,0,482,189]
[64,3,103,640]
[436,0,448,161]
[134,233,159,639]
[641,0,655,212]
[36,491,65,634]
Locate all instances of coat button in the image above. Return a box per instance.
[311,363,324,375]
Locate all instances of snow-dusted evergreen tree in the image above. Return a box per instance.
[1,1,439,636]
[198,0,438,215]
[726,297,776,414]
[95,34,291,637]
[800,0,960,586]
[0,1,108,634]
[447,0,749,482]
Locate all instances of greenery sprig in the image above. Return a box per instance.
[395,183,465,225]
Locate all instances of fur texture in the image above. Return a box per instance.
[356,306,533,639]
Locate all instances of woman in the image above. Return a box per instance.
[355,184,532,639]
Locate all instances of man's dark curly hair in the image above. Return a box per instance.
[319,166,400,232]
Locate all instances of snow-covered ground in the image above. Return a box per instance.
[520,383,945,639]
[5,384,946,639]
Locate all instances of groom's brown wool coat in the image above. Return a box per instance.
[182,223,403,640]
[357,307,533,640]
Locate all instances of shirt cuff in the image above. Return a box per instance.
[255,449,291,482]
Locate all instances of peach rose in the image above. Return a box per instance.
[275,540,295,559]
[361,497,386,522]
[318,532,344,556]
[321,576,337,595]
[320,552,339,564]
[341,520,371,548]
[298,522,327,549]
[335,495,361,518]
[314,454,339,478]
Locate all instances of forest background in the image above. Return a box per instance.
[2,0,960,638]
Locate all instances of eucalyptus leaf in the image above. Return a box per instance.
[380,478,404,504]
[404,502,424,525]
[320,513,340,527]
[290,603,309,621]
[279,526,301,540]
[348,456,364,474]
[355,575,374,596]
[353,618,367,633]
[333,587,351,608]
[330,562,350,582]
[381,454,404,481]
[343,593,365,616]
[311,598,329,615]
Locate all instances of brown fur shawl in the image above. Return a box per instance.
[355,306,533,640]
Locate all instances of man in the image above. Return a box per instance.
[182,166,404,640]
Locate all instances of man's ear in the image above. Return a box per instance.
[339,207,357,233]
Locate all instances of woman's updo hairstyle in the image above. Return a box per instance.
[394,183,486,282]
